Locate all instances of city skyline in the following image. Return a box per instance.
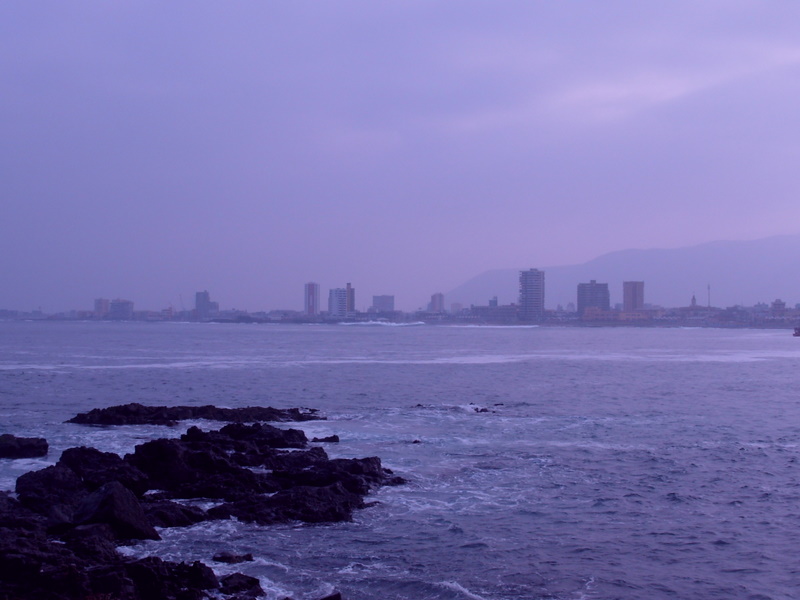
[7,229,800,316]
[3,4,800,314]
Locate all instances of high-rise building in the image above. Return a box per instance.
[328,288,347,318]
[623,281,644,312]
[304,282,320,316]
[577,280,610,316]
[519,269,545,321]
[195,290,219,320]
[94,298,110,318]
[371,295,395,312]
[109,298,134,320]
[346,283,355,314]
[429,293,445,313]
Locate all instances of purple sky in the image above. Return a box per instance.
[3,2,800,312]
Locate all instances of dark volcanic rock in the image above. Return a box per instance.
[262,446,329,472]
[60,522,119,563]
[124,557,219,600]
[67,402,322,426]
[60,446,150,496]
[184,421,308,452]
[220,572,264,597]
[5,406,404,600]
[267,481,366,523]
[73,481,160,541]
[272,455,405,494]
[213,551,254,564]
[143,499,208,528]
[209,481,366,525]
[312,434,340,443]
[0,433,48,458]
[0,492,98,600]
[126,437,277,501]
[15,463,88,528]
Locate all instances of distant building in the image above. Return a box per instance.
[346,283,356,314]
[195,290,219,320]
[623,281,645,312]
[304,282,320,316]
[470,302,519,324]
[109,298,134,320]
[429,292,445,313]
[94,298,110,318]
[771,299,786,316]
[328,288,347,318]
[577,280,610,316]
[519,269,545,321]
[371,295,395,312]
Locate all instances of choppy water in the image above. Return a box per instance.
[2,321,800,600]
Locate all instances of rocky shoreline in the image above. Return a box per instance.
[1,404,404,600]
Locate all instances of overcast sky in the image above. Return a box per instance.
[3,2,800,312]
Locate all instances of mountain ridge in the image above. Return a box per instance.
[445,234,800,309]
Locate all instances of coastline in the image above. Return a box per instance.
[1,405,402,600]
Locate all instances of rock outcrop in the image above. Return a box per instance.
[1,404,404,600]
[0,433,48,458]
[67,403,322,426]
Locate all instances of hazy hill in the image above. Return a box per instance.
[446,234,800,309]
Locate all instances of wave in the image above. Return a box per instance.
[436,580,489,600]
[338,321,427,327]
[449,325,540,329]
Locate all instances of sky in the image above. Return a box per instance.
[3,2,800,313]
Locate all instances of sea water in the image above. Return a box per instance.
[1,320,799,600]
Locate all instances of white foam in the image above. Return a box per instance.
[339,321,427,327]
[450,325,540,329]
[436,580,489,600]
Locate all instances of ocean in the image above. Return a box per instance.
[1,320,799,600]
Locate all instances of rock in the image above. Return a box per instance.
[2,408,405,600]
[220,572,264,597]
[312,435,340,443]
[67,402,323,426]
[272,456,402,495]
[217,421,308,449]
[267,481,366,523]
[73,481,160,541]
[213,551,254,564]
[126,437,276,502]
[125,438,197,488]
[60,523,119,563]
[210,481,365,525]
[0,491,93,600]
[59,446,150,496]
[15,463,88,528]
[0,433,48,458]
[143,499,207,528]
[262,446,329,471]
[124,557,219,600]
[319,593,342,600]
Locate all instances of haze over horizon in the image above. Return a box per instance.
[4,3,800,312]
